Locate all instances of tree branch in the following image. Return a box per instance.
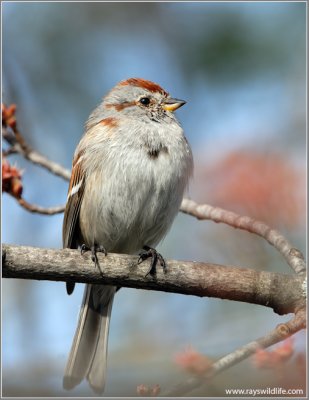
[2,244,306,316]
[3,243,306,396]
[17,198,65,215]
[3,128,71,180]
[20,144,71,180]
[180,198,306,275]
[162,308,306,396]
[2,103,71,181]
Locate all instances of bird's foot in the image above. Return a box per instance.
[66,243,107,296]
[81,243,107,267]
[138,245,166,276]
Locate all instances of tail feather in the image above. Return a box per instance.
[87,294,115,393]
[63,284,116,393]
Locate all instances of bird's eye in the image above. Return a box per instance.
[139,97,151,106]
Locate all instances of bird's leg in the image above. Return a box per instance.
[138,245,166,276]
[81,243,107,268]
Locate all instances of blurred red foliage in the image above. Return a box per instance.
[175,345,213,375]
[200,151,305,227]
[2,103,17,129]
[2,157,23,198]
[252,338,306,393]
[136,384,160,397]
[253,337,294,369]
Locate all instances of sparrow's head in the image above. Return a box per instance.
[90,78,186,125]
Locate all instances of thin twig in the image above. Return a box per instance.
[21,145,71,180]
[162,309,306,396]
[180,198,306,275]
[2,125,71,181]
[2,147,18,156]
[2,155,66,215]
[17,198,65,215]
[13,139,71,180]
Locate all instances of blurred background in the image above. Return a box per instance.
[2,2,306,397]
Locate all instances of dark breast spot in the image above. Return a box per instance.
[147,146,169,159]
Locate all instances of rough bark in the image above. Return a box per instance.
[2,244,306,315]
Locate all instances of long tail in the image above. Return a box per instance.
[63,284,116,394]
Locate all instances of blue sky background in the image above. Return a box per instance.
[2,2,306,396]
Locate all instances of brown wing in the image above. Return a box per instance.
[62,152,85,294]
[62,151,85,249]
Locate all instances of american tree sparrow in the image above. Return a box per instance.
[62,78,193,393]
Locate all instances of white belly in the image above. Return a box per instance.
[79,121,192,254]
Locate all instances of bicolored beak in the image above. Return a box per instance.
[162,98,186,112]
